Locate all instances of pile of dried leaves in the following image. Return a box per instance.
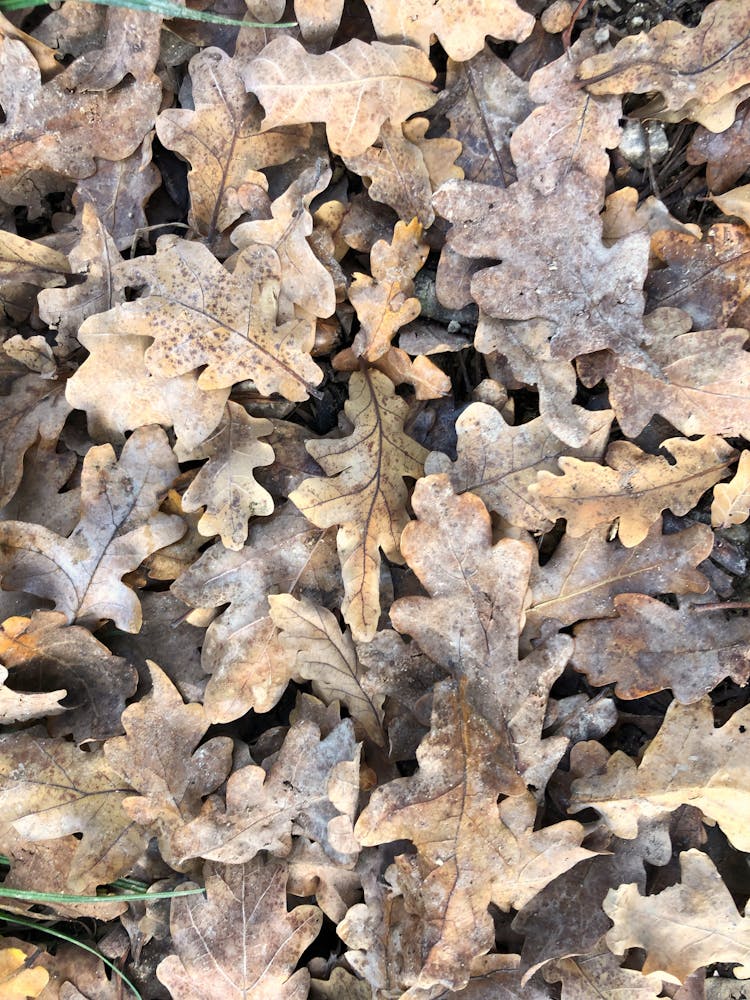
[2,0,750,995]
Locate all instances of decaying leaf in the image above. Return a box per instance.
[0,424,183,632]
[0,733,150,890]
[604,849,750,982]
[242,37,437,157]
[712,449,750,527]
[349,219,429,361]
[0,943,49,999]
[569,697,750,851]
[156,47,311,240]
[530,435,736,547]
[156,859,322,999]
[356,679,590,993]
[290,370,426,641]
[0,663,65,726]
[572,594,750,703]
[269,594,386,745]
[178,402,275,551]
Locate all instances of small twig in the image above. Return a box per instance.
[563,0,589,51]
[691,601,750,612]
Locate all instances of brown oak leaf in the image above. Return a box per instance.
[349,219,429,361]
[0,425,183,632]
[156,859,322,1000]
[177,402,275,551]
[572,594,750,703]
[0,733,150,890]
[242,36,437,157]
[156,47,311,240]
[712,449,750,527]
[104,662,233,869]
[569,696,750,852]
[686,100,750,193]
[530,435,736,547]
[0,664,65,726]
[290,370,426,641]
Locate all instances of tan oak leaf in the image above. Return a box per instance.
[177,402,275,551]
[289,370,426,641]
[0,425,183,632]
[712,449,750,527]
[530,435,736,547]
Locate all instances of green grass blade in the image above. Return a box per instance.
[0,910,143,1000]
[0,0,296,28]
[0,886,204,904]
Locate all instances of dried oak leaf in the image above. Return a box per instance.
[156,47,311,240]
[64,6,161,91]
[0,733,149,890]
[0,611,137,742]
[434,173,650,366]
[646,225,750,329]
[425,401,612,532]
[604,849,750,983]
[104,662,233,869]
[524,521,712,637]
[0,37,162,215]
[37,202,123,356]
[231,160,335,319]
[269,594,386,746]
[390,475,570,789]
[116,236,322,399]
[349,219,429,361]
[543,939,664,999]
[530,435,736,548]
[67,303,229,452]
[0,664,65,726]
[577,0,750,130]
[72,135,161,253]
[0,372,71,509]
[356,679,591,994]
[172,716,360,866]
[0,229,69,290]
[333,343,451,401]
[712,449,750,527]
[364,0,533,59]
[0,944,49,999]
[156,859,322,1000]
[177,402,274,551]
[290,370,426,642]
[572,594,750,703]
[242,36,437,157]
[578,307,750,439]
[686,101,750,193]
[442,46,532,187]
[171,503,340,722]
[0,425,183,632]
[569,696,750,851]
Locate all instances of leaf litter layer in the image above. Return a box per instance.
[1,0,750,997]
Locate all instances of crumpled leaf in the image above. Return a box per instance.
[0,663,65,726]
[349,219,429,361]
[115,237,322,398]
[572,594,750,703]
[577,0,750,130]
[530,435,736,547]
[171,716,360,866]
[356,678,591,994]
[105,662,233,868]
[524,521,712,636]
[269,593,386,746]
[569,696,750,851]
[242,36,436,157]
[65,6,161,91]
[604,849,750,982]
[0,37,162,215]
[543,938,664,999]
[0,610,137,741]
[0,733,150,890]
[686,101,750,192]
[390,474,570,788]
[0,424,183,632]
[231,160,335,318]
[156,859,322,1000]
[171,503,340,722]
[177,402,275,551]
[290,370,426,642]
[0,229,69,289]
[712,449,750,527]
[156,47,311,240]
[425,401,612,532]
[0,944,49,999]
[364,0,534,59]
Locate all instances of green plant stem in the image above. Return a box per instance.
[0,0,296,28]
[0,886,204,904]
